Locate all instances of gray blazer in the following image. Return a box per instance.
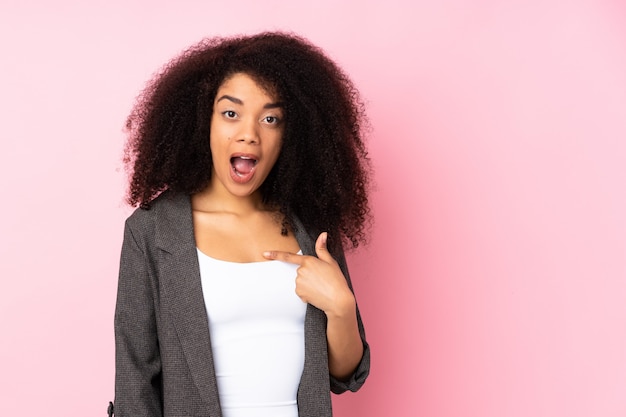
[114,191,370,417]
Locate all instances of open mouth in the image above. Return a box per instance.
[230,155,258,177]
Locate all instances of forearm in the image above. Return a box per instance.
[326,294,364,380]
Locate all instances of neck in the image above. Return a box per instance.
[192,181,267,215]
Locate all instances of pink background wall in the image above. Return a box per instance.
[1,1,625,416]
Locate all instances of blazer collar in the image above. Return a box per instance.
[154,192,196,255]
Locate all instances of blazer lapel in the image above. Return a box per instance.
[154,193,223,417]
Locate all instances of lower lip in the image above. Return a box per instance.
[229,164,256,184]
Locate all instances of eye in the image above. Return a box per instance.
[263,115,281,125]
[222,110,237,119]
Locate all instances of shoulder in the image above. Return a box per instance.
[124,191,190,233]
[123,191,195,256]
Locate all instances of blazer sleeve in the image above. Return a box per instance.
[114,220,163,417]
[329,248,371,394]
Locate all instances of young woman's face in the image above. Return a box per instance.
[209,72,284,199]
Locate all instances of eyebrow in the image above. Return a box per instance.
[216,94,283,109]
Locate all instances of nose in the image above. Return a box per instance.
[236,118,259,144]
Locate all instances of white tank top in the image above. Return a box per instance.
[197,249,307,417]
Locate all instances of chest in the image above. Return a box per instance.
[192,209,300,263]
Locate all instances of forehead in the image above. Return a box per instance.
[216,72,279,102]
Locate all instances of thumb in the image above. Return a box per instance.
[315,232,335,263]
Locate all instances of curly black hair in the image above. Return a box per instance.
[124,32,372,251]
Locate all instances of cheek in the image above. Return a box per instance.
[268,140,283,166]
[273,130,284,154]
[209,116,233,141]
[209,124,228,152]
[208,135,226,168]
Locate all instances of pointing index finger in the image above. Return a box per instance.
[263,250,304,265]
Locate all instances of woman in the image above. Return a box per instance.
[113,32,371,417]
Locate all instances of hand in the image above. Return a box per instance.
[263,232,355,318]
